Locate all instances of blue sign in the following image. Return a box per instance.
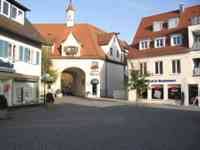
[150,79,176,83]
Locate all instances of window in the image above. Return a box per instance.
[154,37,166,48]
[3,0,9,16]
[116,50,119,58]
[11,5,17,19]
[110,48,113,56]
[139,40,150,50]
[19,46,24,61]
[139,62,147,75]
[24,48,30,63]
[0,40,9,58]
[36,52,40,65]
[172,60,181,74]
[171,34,183,46]
[63,46,78,56]
[168,17,179,29]
[8,43,12,59]
[153,21,163,32]
[191,16,200,25]
[155,61,163,74]
[0,0,2,13]
[17,9,24,24]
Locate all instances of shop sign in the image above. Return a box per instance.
[91,61,99,73]
[91,79,99,85]
[0,59,15,73]
[150,79,176,83]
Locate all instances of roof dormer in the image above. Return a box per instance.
[0,0,29,25]
[153,21,164,32]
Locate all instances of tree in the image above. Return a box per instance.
[41,46,58,86]
[128,70,150,100]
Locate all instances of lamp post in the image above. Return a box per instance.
[42,73,50,105]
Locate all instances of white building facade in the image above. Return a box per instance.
[128,5,200,106]
[0,0,43,106]
[35,0,128,99]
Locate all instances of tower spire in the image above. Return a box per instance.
[66,0,75,27]
[66,0,75,12]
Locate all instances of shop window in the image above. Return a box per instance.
[152,85,164,99]
[168,85,181,100]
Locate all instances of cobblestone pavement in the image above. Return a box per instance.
[0,97,200,150]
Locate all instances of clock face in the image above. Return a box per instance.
[67,13,74,21]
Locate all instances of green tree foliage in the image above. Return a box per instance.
[128,70,149,95]
[42,46,58,84]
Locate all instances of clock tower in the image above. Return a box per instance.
[66,0,75,27]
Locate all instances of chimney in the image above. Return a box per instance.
[179,4,185,13]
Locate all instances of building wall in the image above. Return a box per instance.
[51,59,104,98]
[50,58,126,98]
[101,35,123,63]
[0,34,41,107]
[0,34,41,77]
[188,24,200,48]
[105,62,126,98]
[128,50,200,105]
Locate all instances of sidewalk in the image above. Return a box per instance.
[88,97,200,112]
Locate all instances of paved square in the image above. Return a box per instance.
[0,97,200,150]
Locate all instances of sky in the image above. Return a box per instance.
[21,0,200,43]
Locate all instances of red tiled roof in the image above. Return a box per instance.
[98,32,116,45]
[129,5,200,59]
[34,23,127,59]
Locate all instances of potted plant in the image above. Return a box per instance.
[128,70,149,102]
[0,95,8,119]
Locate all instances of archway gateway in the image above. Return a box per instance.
[61,67,86,97]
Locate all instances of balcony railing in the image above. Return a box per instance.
[193,68,200,76]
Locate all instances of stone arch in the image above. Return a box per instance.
[61,67,86,97]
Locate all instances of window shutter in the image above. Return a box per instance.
[177,60,181,73]
[172,60,176,73]
[160,61,163,74]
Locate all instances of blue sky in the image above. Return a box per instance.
[21,0,199,43]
